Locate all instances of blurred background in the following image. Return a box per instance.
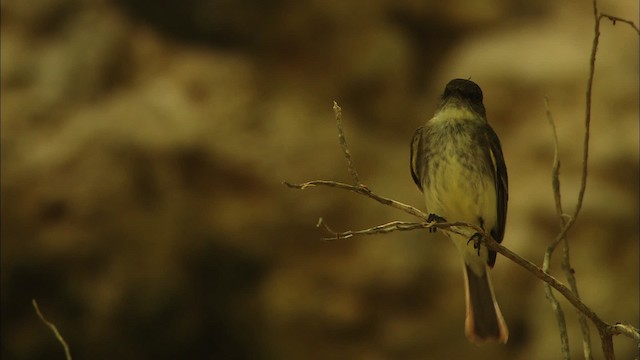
[1,0,638,359]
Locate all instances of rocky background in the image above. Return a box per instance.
[1,0,638,359]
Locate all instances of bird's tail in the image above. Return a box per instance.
[463,263,509,344]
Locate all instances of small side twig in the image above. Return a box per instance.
[600,13,640,34]
[317,217,435,240]
[543,97,565,219]
[283,180,427,221]
[334,101,361,186]
[32,299,72,360]
[611,323,640,342]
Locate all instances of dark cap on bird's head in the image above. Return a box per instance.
[444,79,483,102]
[441,79,486,116]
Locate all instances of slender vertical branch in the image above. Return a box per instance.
[544,97,565,219]
[543,98,571,360]
[587,9,640,358]
[564,0,602,357]
[333,101,361,186]
[576,0,598,221]
[32,299,73,360]
[562,239,594,360]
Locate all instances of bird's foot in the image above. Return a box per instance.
[427,213,447,233]
[467,233,482,256]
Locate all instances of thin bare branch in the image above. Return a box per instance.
[560,1,623,357]
[576,0,598,221]
[600,13,640,34]
[283,180,427,221]
[610,323,640,342]
[586,8,640,359]
[544,284,571,359]
[563,238,593,360]
[317,217,484,241]
[317,218,435,240]
[542,97,571,359]
[544,97,565,220]
[32,299,72,360]
[333,101,361,186]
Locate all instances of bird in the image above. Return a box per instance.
[410,78,509,343]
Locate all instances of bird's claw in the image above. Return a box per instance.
[427,213,447,233]
[467,233,482,256]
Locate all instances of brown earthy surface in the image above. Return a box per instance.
[1,1,638,359]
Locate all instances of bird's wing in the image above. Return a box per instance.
[410,127,425,191]
[486,127,508,245]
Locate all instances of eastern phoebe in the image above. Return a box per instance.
[410,79,509,343]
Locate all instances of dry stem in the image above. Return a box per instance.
[32,299,72,360]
